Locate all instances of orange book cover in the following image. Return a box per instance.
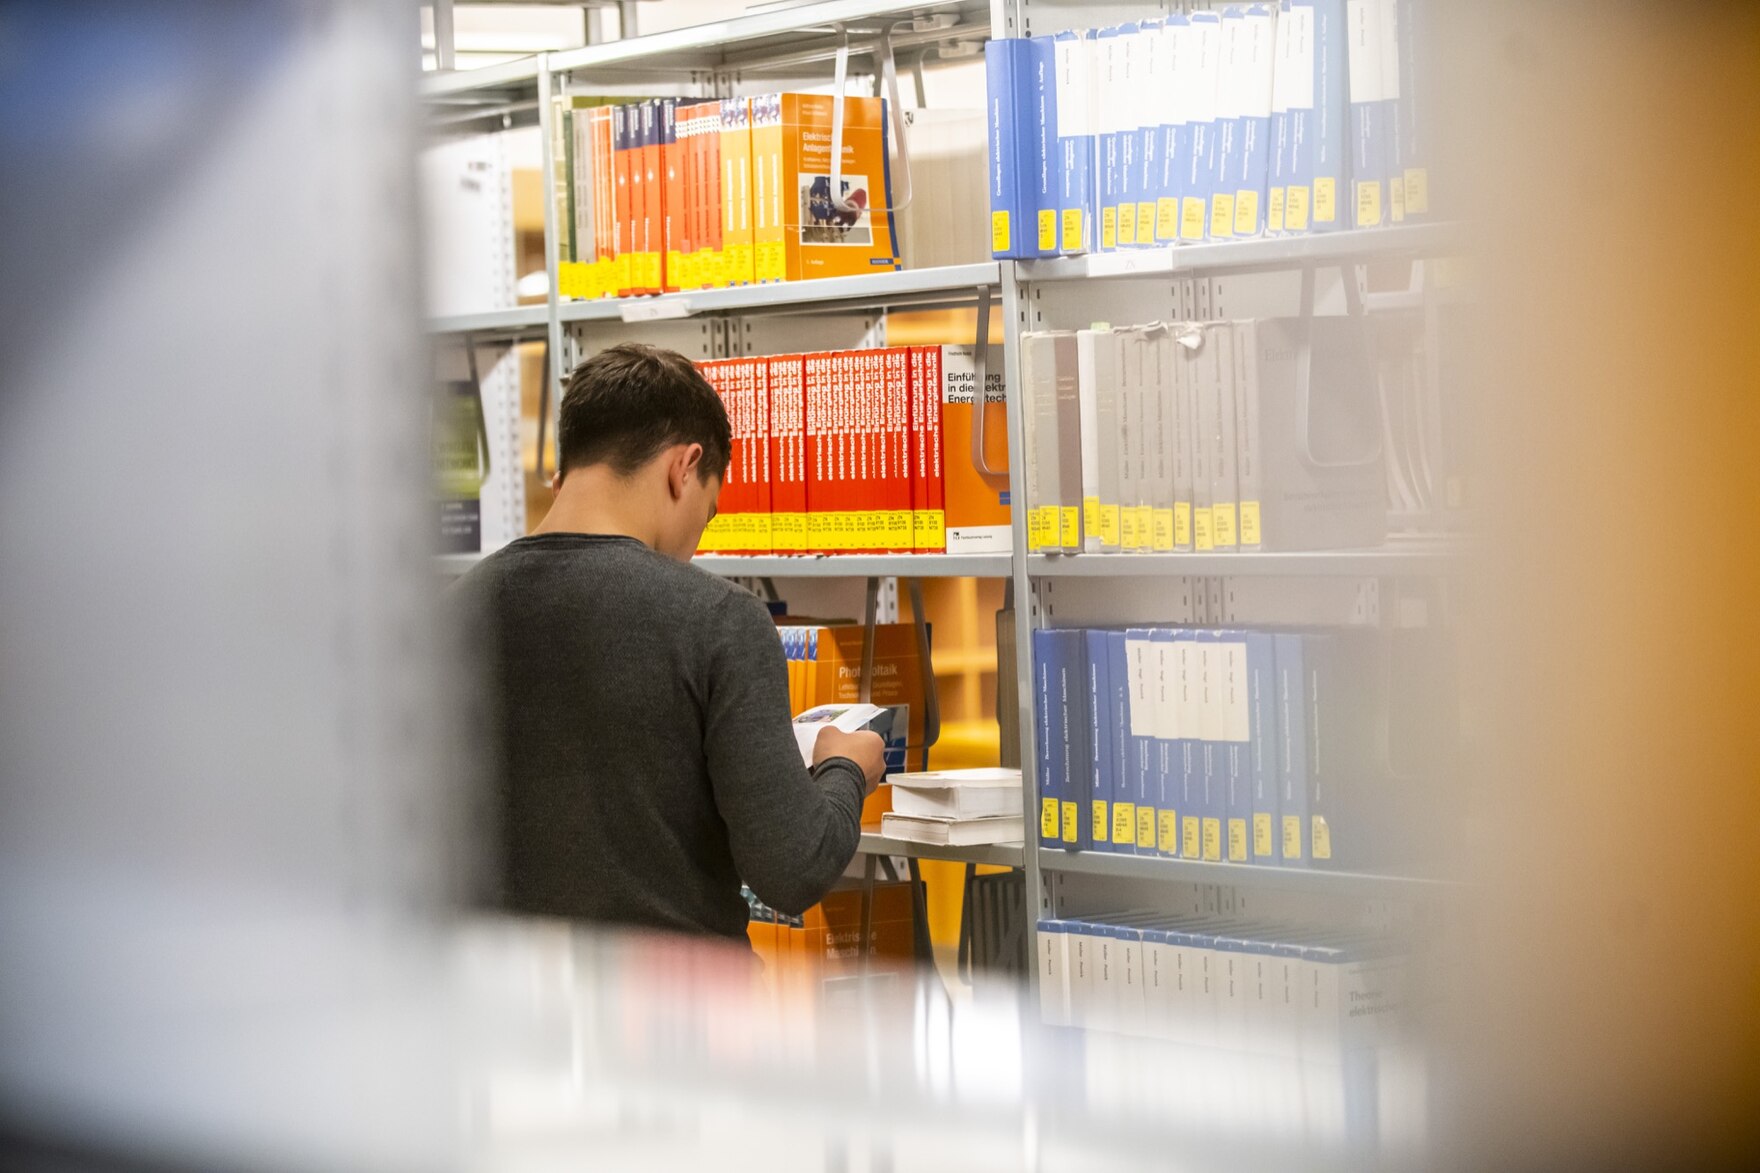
[699,102,724,288]
[639,100,662,294]
[937,344,1011,554]
[810,623,928,773]
[677,101,699,291]
[613,104,633,297]
[722,100,755,286]
[749,93,785,283]
[589,106,616,299]
[772,93,901,282]
[660,99,682,293]
[768,354,807,554]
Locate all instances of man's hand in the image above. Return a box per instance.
[812,727,886,795]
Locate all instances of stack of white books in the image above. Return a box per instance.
[879,767,1024,846]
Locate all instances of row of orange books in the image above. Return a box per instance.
[696,345,1011,556]
[744,883,918,992]
[555,93,900,300]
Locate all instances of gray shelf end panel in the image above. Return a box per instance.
[694,553,1012,578]
[858,832,1024,869]
[1026,542,1462,578]
[1038,848,1457,897]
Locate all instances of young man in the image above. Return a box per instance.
[453,343,885,943]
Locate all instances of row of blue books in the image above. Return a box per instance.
[1031,625,1453,872]
[986,0,1432,258]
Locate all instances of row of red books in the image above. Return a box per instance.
[696,345,1011,557]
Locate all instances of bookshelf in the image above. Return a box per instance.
[858,831,1023,869]
[423,0,1469,1023]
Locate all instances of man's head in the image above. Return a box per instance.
[555,343,729,560]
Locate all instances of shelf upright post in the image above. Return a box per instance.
[537,56,565,486]
[999,264,1044,998]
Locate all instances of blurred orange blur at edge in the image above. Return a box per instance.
[1440,2,1760,1169]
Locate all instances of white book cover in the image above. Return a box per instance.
[1211,323,1241,550]
[1076,327,1121,552]
[878,812,1024,845]
[1038,923,1071,1027]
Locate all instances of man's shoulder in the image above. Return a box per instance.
[450,537,762,617]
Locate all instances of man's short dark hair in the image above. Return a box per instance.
[556,343,731,482]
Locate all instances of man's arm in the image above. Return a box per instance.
[701,593,877,916]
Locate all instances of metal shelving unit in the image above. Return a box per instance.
[1039,850,1455,899]
[425,304,548,337]
[1017,222,1464,281]
[1027,541,1461,578]
[556,263,1000,325]
[857,831,1024,869]
[422,0,1471,1020]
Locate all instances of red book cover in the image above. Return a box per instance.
[860,350,882,553]
[915,346,947,553]
[767,355,805,554]
[749,356,773,553]
[835,350,857,555]
[804,352,829,553]
[907,346,925,552]
[733,357,753,554]
[881,347,911,554]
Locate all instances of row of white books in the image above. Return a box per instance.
[1022,316,1385,555]
[880,767,1023,846]
[1038,912,1404,1056]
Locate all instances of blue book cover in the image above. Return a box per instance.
[1285,0,1350,234]
[984,39,1032,259]
[1218,630,1254,864]
[1032,628,1061,847]
[1346,0,1388,229]
[1173,629,1203,859]
[1028,35,1060,257]
[1209,7,1247,241]
[1196,630,1226,862]
[1182,11,1224,242]
[1053,628,1090,849]
[1245,630,1282,866]
[1232,5,1279,238]
[1150,628,1178,856]
[1156,15,1192,245]
[1083,628,1112,851]
[1105,630,1131,855]
[1052,30,1095,254]
[1119,628,1157,854]
[1273,632,1311,867]
[1130,20,1163,248]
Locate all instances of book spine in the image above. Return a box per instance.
[1274,632,1310,867]
[1191,330,1217,552]
[1246,631,1281,865]
[1209,7,1245,242]
[1117,329,1144,552]
[1113,24,1140,250]
[1077,329,1117,552]
[752,356,773,553]
[804,353,826,552]
[1198,630,1224,862]
[1314,0,1350,232]
[1234,319,1265,550]
[1084,630,1113,851]
[612,104,632,295]
[1175,630,1203,859]
[985,39,1025,259]
[1155,17,1187,245]
[1395,0,1428,219]
[1119,628,1154,854]
[1096,27,1120,251]
[886,348,912,554]
[1029,35,1059,258]
[1347,0,1386,229]
[1211,323,1240,551]
[1062,630,1090,850]
[1267,2,1294,234]
[1051,331,1083,552]
[1171,326,1195,551]
[1033,629,1062,848]
[723,100,753,285]
[1021,332,1055,553]
[1234,5,1278,238]
[1105,631,1131,853]
[907,346,925,553]
[749,94,784,283]
[1053,31,1094,254]
[1221,630,1252,863]
[1150,628,1177,856]
[1146,328,1175,552]
[1182,12,1223,242]
[859,350,880,552]
[1133,20,1162,248]
[661,98,681,292]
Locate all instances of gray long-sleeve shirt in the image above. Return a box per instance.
[451,533,865,941]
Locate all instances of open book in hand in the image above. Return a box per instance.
[792,703,886,767]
